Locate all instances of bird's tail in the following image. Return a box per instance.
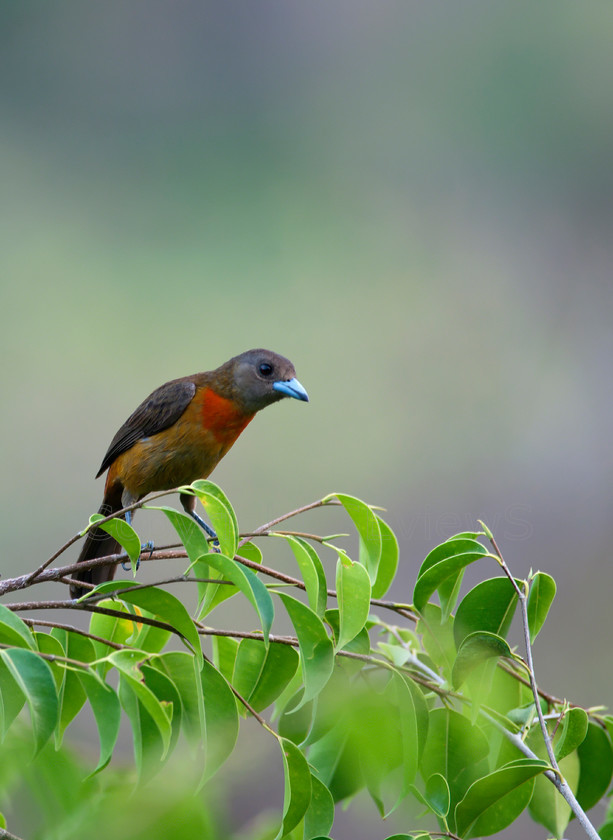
[70,486,123,599]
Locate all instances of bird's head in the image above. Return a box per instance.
[225,349,309,413]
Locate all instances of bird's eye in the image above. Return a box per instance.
[259,362,274,377]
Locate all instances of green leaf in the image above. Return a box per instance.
[555,707,588,761]
[527,572,556,643]
[397,673,430,764]
[105,583,201,664]
[0,648,58,754]
[326,493,382,583]
[50,630,97,744]
[282,535,328,617]
[419,708,490,826]
[528,743,579,839]
[413,539,488,613]
[89,512,141,574]
[232,639,299,712]
[276,737,312,839]
[201,541,265,615]
[0,656,26,736]
[335,555,371,650]
[88,599,140,672]
[278,692,314,747]
[425,772,450,817]
[34,631,65,690]
[196,553,274,643]
[575,721,613,812]
[371,515,399,599]
[152,505,212,561]
[77,670,121,773]
[184,479,239,558]
[0,604,35,649]
[452,631,514,689]
[110,650,173,758]
[153,652,205,758]
[454,577,519,649]
[416,602,456,680]
[304,774,334,840]
[456,758,548,837]
[200,659,239,783]
[600,820,613,840]
[277,593,335,707]
[212,635,239,684]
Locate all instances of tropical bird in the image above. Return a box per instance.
[70,349,308,597]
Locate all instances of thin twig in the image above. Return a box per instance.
[0,826,27,840]
[237,497,340,548]
[484,525,600,840]
[22,618,126,650]
[0,644,92,671]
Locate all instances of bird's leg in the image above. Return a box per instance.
[120,495,153,571]
[188,510,217,539]
[180,492,219,548]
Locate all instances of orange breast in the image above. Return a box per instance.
[199,387,254,445]
[105,386,254,501]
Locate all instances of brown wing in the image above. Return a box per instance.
[95,378,197,477]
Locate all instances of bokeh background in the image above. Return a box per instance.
[2,2,613,838]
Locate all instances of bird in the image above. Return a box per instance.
[70,349,308,597]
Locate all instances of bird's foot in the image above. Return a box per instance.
[121,540,154,571]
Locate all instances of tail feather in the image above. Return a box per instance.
[70,492,123,599]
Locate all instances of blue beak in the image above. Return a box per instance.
[273,377,309,402]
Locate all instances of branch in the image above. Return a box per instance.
[237,497,341,548]
[484,524,601,840]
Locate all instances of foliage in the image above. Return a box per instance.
[0,483,611,840]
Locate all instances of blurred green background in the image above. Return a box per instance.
[2,3,613,838]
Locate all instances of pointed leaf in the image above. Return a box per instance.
[555,707,588,761]
[452,631,514,689]
[154,651,205,742]
[278,593,335,706]
[110,650,172,757]
[371,516,399,599]
[184,479,239,558]
[77,671,121,773]
[527,572,556,643]
[212,635,239,684]
[0,648,58,754]
[88,512,141,573]
[196,553,274,643]
[0,656,25,735]
[455,758,548,837]
[304,774,334,840]
[276,737,312,839]
[108,583,201,664]
[282,535,327,616]
[454,577,519,650]
[576,721,613,812]
[233,639,299,712]
[89,599,141,672]
[152,505,211,561]
[420,708,490,824]
[34,631,65,690]
[326,493,382,582]
[528,746,579,839]
[414,539,487,613]
[425,773,450,817]
[200,659,239,782]
[335,555,371,650]
[50,630,96,742]
[0,604,35,650]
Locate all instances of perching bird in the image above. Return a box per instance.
[70,349,308,597]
